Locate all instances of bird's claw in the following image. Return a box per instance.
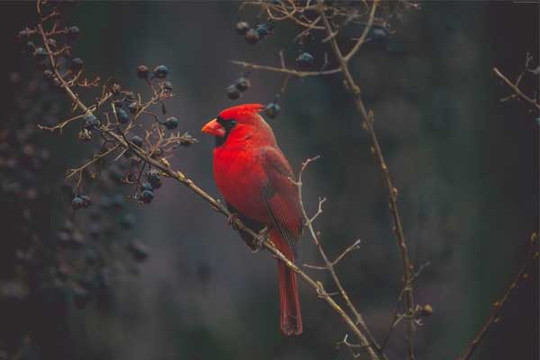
[251,227,268,253]
[228,213,240,230]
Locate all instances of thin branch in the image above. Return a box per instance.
[295,156,386,360]
[231,60,342,78]
[333,239,362,266]
[493,67,540,111]
[344,0,380,61]
[318,5,417,359]
[338,334,373,358]
[37,113,85,132]
[457,232,538,360]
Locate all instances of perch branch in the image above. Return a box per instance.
[34,6,380,358]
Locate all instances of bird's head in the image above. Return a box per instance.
[202,104,275,147]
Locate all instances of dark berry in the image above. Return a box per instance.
[137,65,150,79]
[296,52,315,69]
[25,41,35,54]
[370,28,387,41]
[128,239,150,261]
[140,189,154,204]
[235,77,250,92]
[131,135,143,147]
[265,102,281,119]
[140,182,153,192]
[244,28,259,45]
[71,195,90,210]
[256,24,271,38]
[236,21,250,35]
[71,57,84,72]
[71,196,84,210]
[127,102,139,114]
[153,65,169,79]
[226,85,240,100]
[83,114,99,130]
[147,170,162,189]
[33,47,47,61]
[163,116,179,130]
[67,26,80,39]
[163,81,173,92]
[80,195,91,208]
[116,108,129,124]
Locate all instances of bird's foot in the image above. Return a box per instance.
[227,213,240,230]
[251,227,269,253]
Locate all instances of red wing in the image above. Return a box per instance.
[260,147,304,252]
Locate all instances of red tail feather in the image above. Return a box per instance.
[273,231,302,336]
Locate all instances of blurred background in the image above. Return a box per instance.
[0,1,538,360]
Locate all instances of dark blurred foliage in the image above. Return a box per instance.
[0,1,538,360]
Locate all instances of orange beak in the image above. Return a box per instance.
[201,118,226,137]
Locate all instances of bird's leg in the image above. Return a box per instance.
[227,213,240,230]
[251,227,269,253]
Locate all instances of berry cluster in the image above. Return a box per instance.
[10,0,202,317]
[0,68,149,322]
[236,20,274,45]
[226,74,251,100]
[20,3,196,205]
[231,1,399,121]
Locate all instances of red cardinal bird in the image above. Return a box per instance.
[202,104,303,335]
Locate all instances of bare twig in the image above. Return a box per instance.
[457,232,538,360]
[344,0,380,61]
[231,60,341,78]
[295,156,386,360]
[338,334,373,358]
[493,67,540,111]
[318,4,417,359]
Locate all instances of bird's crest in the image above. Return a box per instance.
[218,104,264,121]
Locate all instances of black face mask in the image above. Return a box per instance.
[214,117,237,148]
